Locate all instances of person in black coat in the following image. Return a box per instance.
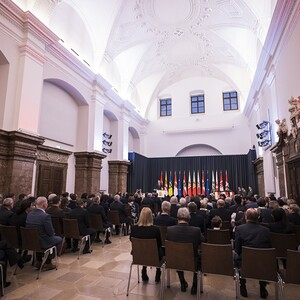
[208,199,231,228]
[188,202,206,235]
[287,204,300,225]
[0,198,14,225]
[153,201,177,226]
[130,207,162,282]
[110,194,130,235]
[234,208,271,298]
[166,207,204,295]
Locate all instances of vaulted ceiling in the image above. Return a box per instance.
[12,0,277,117]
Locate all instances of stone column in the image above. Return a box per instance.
[108,160,131,195]
[0,130,44,196]
[253,157,265,196]
[74,152,106,196]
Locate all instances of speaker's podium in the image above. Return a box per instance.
[156,189,168,198]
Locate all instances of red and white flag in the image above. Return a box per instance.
[183,171,187,197]
[220,170,224,192]
[197,170,201,195]
[215,170,219,192]
[188,171,192,196]
[201,170,205,195]
[174,171,178,196]
[192,171,196,196]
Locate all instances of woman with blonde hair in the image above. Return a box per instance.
[130,207,162,282]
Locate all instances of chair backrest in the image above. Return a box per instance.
[293,225,300,245]
[108,210,121,225]
[271,232,298,258]
[51,217,63,236]
[201,243,234,276]
[156,226,167,247]
[20,227,42,252]
[0,225,20,249]
[221,221,231,230]
[88,214,104,231]
[241,247,278,282]
[62,218,81,239]
[285,250,300,284]
[206,229,231,244]
[131,237,161,267]
[165,240,196,272]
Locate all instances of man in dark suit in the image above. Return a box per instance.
[234,208,271,298]
[208,199,231,228]
[26,196,63,270]
[188,202,206,234]
[110,194,130,235]
[46,195,64,219]
[167,207,204,295]
[153,201,177,226]
[0,198,14,225]
[69,199,96,253]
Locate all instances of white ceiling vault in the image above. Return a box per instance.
[12,0,277,118]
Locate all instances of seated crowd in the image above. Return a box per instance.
[0,189,299,298]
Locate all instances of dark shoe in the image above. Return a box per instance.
[4,282,11,288]
[155,269,161,283]
[191,285,197,295]
[72,247,79,252]
[180,281,188,292]
[240,285,248,298]
[94,238,102,243]
[83,249,93,254]
[260,286,268,299]
[43,263,56,271]
[104,239,112,244]
[142,269,149,282]
[23,254,32,263]
[17,258,24,269]
[34,261,42,269]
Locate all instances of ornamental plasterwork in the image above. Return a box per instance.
[288,96,300,139]
[37,150,68,164]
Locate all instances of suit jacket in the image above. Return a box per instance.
[189,213,206,234]
[87,203,109,226]
[170,204,179,219]
[208,207,231,227]
[110,201,128,223]
[154,214,177,226]
[130,225,162,248]
[0,207,13,225]
[46,206,64,219]
[166,223,202,257]
[234,221,271,255]
[69,206,95,236]
[26,208,61,249]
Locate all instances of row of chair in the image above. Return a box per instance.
[127,238,300,299]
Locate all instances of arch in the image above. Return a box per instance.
[176,144,222,157]
[104,109,118,121]
[128,126,139,139]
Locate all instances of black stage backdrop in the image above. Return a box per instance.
[127,149,257,195]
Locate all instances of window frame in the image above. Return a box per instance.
[160,98,172,117]
[223,91,238,111]
[191,94,205,114]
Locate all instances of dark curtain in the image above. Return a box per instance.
[127,150,257,195]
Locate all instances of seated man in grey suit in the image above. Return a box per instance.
[166,207,204,295]
[26,196,63,270]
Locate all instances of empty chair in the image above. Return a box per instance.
[206,229,231,244]
[165,240,201,299]
[108,210,126,236]
[62,218,90,259]
[201,243,239,298]
[240,246,284,299]
[19,227,57,279]
[127,238,165,299]
[271,233,298,259]
[51,217,65,255]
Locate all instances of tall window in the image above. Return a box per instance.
[191,94,205,114]
[223,91,238,111]
[160,98,172,116]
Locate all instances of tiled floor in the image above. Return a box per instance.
[3,235,300,299]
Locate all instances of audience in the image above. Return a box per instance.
[153,201,176,226]
[0,198,14,225]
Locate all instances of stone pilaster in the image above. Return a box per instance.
[74,151,106,196]
[108,160,131,195]
[0,130,44,196]
[253,157,265,196]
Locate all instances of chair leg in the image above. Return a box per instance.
[126,264,133,296]
[234,268,240,299]
[197,271,201,300]
[59,237,65,256]
[160,264,165,300]
[137,265,140,283]
[167,269,170,288]
[0,264,4,297]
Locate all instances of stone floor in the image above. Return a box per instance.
[3,235,299,299]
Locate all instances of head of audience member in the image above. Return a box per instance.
[76,199,86,207]
[93,196,100,205]
[70,193,77,201]
[170,196,178,205]
[269,193,277,201]
[81,192,88,200]
[17,198,35,215]
[200,198,208,209]
[245,208,259,223]
[51,196,61,206]
[6,193,15,202]
[177,207,191,223]
[61,192,69,198]
[2,198,14,210]
[137,207,153,227]
[60,197,69,209]
[288,204,300,215]
[287,199,296,206]
[187,201,197,214]
[36,196,48,210]
[269,200,279,209]
[234,195,242,205]
[47,193,56,206]
[217,199,225,208]
[114,194,121,202]
[185,196,191,205]
[18,193,27,201]
[271,208,287,223]
[161,201,171,215]
[211,215,222,229]
[257,197,266,207]
[225,197,232,206]
[179,197,186,207]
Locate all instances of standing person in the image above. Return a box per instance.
[130,207,162,283]
[234,208,271,298]
[26,197,63,270]
[166,207,204,295]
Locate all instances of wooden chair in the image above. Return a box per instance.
[0,225,20,250]
[62,218,90,259]
[165,240,201,299]
[107,210,126,236]
[88,214,109,247]
[279,249,300,299]
[20,227,57,279]
[157,226,167,248]
[127,238,165,299]
[271,233,298,259]
[51,217,65,255]
[221,221,231,230]
[240,247,284,299]
[0,262,4,297]
[294,225,300,245]
[206,229,231,244]
[201,243,239,298]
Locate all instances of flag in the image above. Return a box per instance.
[192,170,196,196]
[160,171,163,189]
[215,170,219,192]
[183,171,187,197]
[201,170,205,195]
[174,171,178,196]
[220,170,224,192]
[168,171,173,196]
[178,171,182,197]
[164,171,168,192]
[188,171,192,196]
[225,170,229,191]
[197,170,201,194]
[211,170,215,192]
[206,170,210,195]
